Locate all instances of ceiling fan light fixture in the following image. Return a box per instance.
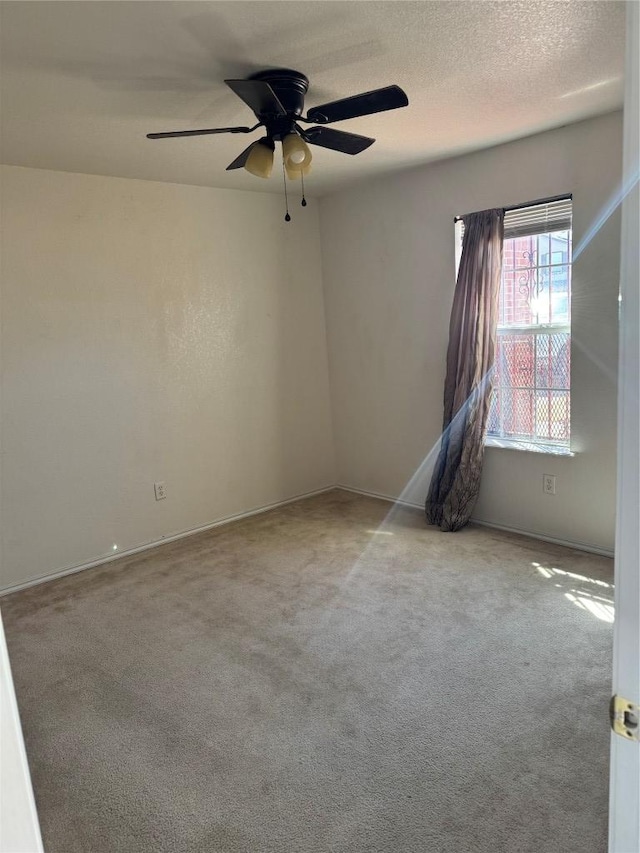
[244,138,275,179]
[282,133,312,175]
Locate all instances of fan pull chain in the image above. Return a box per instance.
[282,156,291,222]
[301,171,307,207]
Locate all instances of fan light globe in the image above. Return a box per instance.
[244,139,274,179]
[282,133,312,177]
[285,161,312,181]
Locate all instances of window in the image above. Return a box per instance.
[455,197,573,453]
[488,197,572,451]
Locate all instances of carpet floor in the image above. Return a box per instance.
[2,490,613,853]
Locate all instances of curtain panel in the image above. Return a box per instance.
[425,208,505,531]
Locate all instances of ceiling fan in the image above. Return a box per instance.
[146,68,409,182]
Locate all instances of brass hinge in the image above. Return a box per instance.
[610,695,639,741]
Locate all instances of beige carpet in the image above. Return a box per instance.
[2,490,613,853]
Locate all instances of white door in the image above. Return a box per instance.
[609,3,640,851]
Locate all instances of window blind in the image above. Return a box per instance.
[503,197,572,239]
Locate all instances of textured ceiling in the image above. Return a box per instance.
[0,1,626,196]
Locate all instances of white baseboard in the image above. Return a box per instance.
[2,482,613,597]
[335,483,424,511]
[0,486,336,597]
[469,518,614,558]
[335,484,614,558]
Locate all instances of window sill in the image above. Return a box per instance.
[485,436,574,456]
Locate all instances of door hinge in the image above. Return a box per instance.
[610,695,639,741]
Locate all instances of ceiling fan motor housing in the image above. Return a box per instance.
[249,68,309,139]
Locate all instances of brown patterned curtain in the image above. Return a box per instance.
[425,208,505,531]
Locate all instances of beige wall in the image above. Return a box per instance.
[0,166,335,589]
[320,112,622,554]
[0,113,623,589]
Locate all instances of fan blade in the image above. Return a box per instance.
[225,79,287,117]
[225,141,260,171]
[305,85,408,124]
[147,125,255,139]
[303,126,375,155]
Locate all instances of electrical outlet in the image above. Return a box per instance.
[154,481,167,501]
[543,474,556,495]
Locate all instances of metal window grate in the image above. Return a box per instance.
[488,329,571,444]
